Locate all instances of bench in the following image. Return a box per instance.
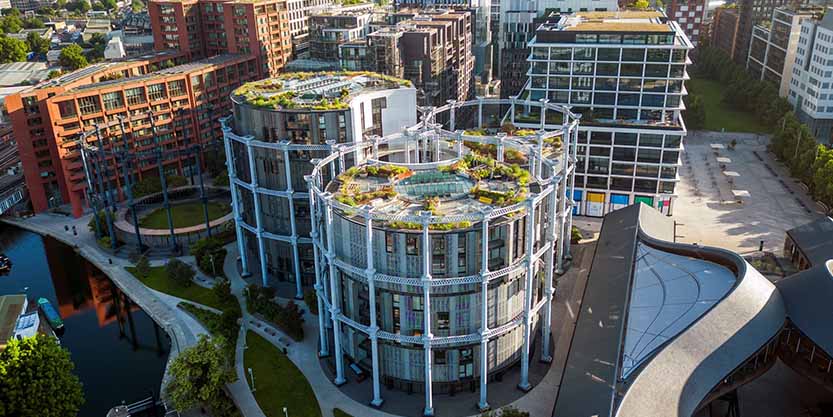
[349,363,366,381]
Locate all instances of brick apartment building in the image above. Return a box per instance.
[148,0,293,77]
[665,0,707,46]
[6,52,260,216]
[339,9,475,106]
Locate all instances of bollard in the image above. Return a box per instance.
[64,225,69,232]
[108,258,113,264]
[759,240,764,252]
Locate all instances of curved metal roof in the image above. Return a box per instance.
[775,259,833,356]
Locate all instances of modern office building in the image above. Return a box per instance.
[148,0,294,77]
[747,6,822,97]
[222,72,417,297]
[5,52,260,217]
[664,0,707,46]
[523,10,692,217]
[734,0,799,64]
[787,8,833,144]
[710,5,742,58]
[337,9,476,107]
[306,98,578,413]
[489,0,617,98]
[308,3,374,62]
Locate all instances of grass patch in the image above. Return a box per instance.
[333,409,353,417]
[139,202,230,229]
[127,265,227,310]
[244,331,321,417]
[687,78,768,134]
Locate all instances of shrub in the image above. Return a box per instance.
[571,226,582,243]
[132,175,188,197]
[135,255,151,278]
[246,285,304,340]
[166,259,195,287]
[87,210,107,233]
[97,236,111,249]
[191,237,226,277]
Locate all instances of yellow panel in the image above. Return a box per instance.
[588,192,605,203]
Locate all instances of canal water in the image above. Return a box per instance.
[0,224,171,417]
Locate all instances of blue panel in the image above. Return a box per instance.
[573,190,583,200]
[610,194,629,205]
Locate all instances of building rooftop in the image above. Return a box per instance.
[785,216,833,267]
[536,9,675,34]
[326,153,532,231]
[0,62,52,87]
[231,71,412,111]
[0,294,27,349]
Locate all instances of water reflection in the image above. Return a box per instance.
[0,225,170,417]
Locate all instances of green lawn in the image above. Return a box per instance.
[139,202,230,229]
[244,331,321,417]
[687,78,768,134]
[126,265,226,310]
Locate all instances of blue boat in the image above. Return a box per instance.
[37,298,63,330]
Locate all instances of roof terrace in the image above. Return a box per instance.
[231,71,412,111]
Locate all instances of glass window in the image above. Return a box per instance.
[647,49,670,62]
[669,65,685,77]
[597,48,620,60]
[622,49,645,62]
[57,100,76,119]
[617,109,638,119]
[596,77,617,91]
[148,83,167,101]
[589,146,610,157]
[125,87,146,106]
[613,147,636,161]
[640,134,664,147]
[618,93,640,106]
[666,95,681,107]
[671,49,687,62]
[406,235,418,255]
[77,96,101,115]
[643,79,667,92]
[665,135,682,148]
[571,91,591,104]
[668,80,683,93]
[102,92,124,110]
[587,157,609,174]
[637,149,661,163]
[659,181,675,193]
[597,62,618,75]
[550,48,571,60]
[550,76,570,89]
[619,78,642,91]
[634,179,658,193]
[594,92,616,105]
[574,62,594,74]
[661,167,677,179]
[598,34,622,44]
[437,312,449,330]
[645,64,669,77]
[621,64,643,76]
[615,132,637,146]
[168,80,186,96]
[641,94,665,107]
[572,77,593,90]
[611,177,633,191]
[573,47,595,60]
[532,47,548,59]
[662,151,680,164]
[386,232,394,253]
[636,165,659,177]
[590,131,612,145]
[611,163,635,175]
[550,62,570,74]
[623,34,647,44]
[586,176,607,189]
[576,34,598,43]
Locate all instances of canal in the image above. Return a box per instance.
[0,224,171,417]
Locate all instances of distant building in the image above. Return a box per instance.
[665,0,708,46]
[148,0,294,78]
[747,7,822,97]
[308,3,373,62]
[287,0,336,57]
[734,0,799,64]
[9,0,47,12]
[0,63,52,87]
[6,52,260,216]
[787,8,833,144]
[710,5,741,57]
[82,19,111,42]
[339,9,475,107]
[104,37,127,60]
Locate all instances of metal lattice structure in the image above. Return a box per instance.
[301,98,580,414]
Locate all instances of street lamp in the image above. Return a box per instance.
[282,407,288,417]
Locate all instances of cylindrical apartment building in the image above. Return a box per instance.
[307,98,580,415]
[222,72,417,297]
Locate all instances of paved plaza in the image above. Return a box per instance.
[672,132,824,255]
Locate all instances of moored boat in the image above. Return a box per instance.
[37,298,63,330]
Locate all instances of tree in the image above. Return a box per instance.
[683,94,706,130]
[135,255,151,278]
[0,35,27,63]
[22,17,44,29]
[0,14,22,34]
[166,336,235,413]
[47,69,62,79]
[59,44,88,70]
[26,32,48,55]
[85,32,106,62]
[166,258,195,287]
[632,0,650,9]
[131,0,144,12]
[0,8,19,16]
[0,335,85,417]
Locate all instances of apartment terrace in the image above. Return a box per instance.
[231,71,412,111]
